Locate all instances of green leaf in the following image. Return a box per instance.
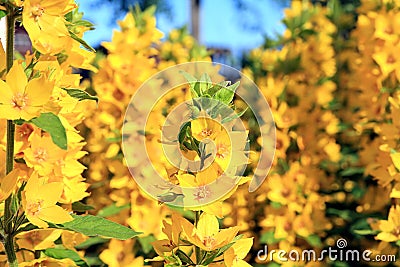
[85,256,104,266]
[180,71,200,97]
[72,202,95,212]
[13,119,25,125]
[63,88,99,103]
[199,73,212,94]
[353,229,379,236]
[31,113,68,150]
[260,231,283,244]
[97,203,130,217]
[75,237,108,249]
[339,167,364,176]
[44,248,88,267]
[176,249,195,265]
[73,19,95,29]
[139,235,157,254]
[69,30,96,52]
[213,81,239,105]
[61,215,141,240]
[221,108,248,124]
[0,10,7,19]
[305,234,322,248]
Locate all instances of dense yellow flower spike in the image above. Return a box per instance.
[0,0,101,266]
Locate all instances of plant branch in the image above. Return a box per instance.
[3,5,18,267]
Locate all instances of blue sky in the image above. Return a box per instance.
[76,0,287,58]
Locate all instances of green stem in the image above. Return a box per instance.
[194,211,201,264]
[3,6,18,267]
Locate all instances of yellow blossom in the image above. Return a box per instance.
[0,61,54,120]
[376,205,400,242]
[22,173,73,228]
[224,238,253,267]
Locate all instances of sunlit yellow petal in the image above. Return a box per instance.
[26,75,54,106]
[6,61,27,94]
[38,205,73,224]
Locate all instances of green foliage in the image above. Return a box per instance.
[60,215,142,240]
[31,113,68,150]
[62,88,99,104]
[44,247,88,267]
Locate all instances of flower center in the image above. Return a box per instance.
[34,148,48,163]
[387,55,396,64]
[27,199,44,216]
[11,93,28,110]
[201,128,213,138]
[31,5,44,20]
[202,235,216,250]
[193,185,211,202]
[392,226,400,236]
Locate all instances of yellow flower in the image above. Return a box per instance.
[16,229,63,251]
[22,0,69,39]
[24,129,66,176]
[191,117,222,141]
[188,213,240,251]
[19,257,77,267]
[224,238,253,267]
[214,130,248,173]
[376,205,400,242]
[99,239,144,267]
[0,61,54,120]
[22,172,73,228]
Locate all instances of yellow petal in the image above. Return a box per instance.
[177,173,197,188]
[197,213,219,238]
[39,205,73,224]
[0,105,21,120]
[151,239,174,255]
[391,153,400,171]
[0,79,13,103]
[27,214,49,228]
[24,172,41,200]
[0,169,19,201]
[6,61,27,94]
[231,238,253,259]
[26,75,54,106]
[39,182,64,206]
[0,42,5,73]
[214,226,240,248]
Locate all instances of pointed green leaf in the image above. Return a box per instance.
[353,229,379,236]
[97,203,130,217]
[63,88,99,103]
[31,113,67,150]
[214,82,239,105]
[72,202,95,212]
[44,248,88,267]
[221,108,248,124]
[61,215,142,240]
[69,30,96,52]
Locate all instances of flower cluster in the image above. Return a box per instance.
[0,1,140,266]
